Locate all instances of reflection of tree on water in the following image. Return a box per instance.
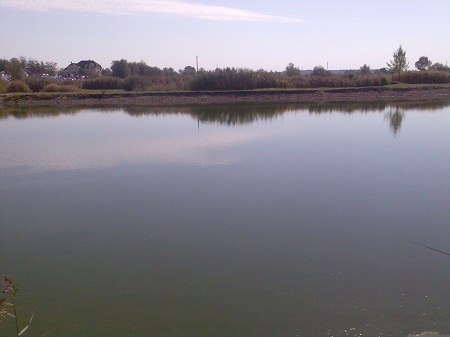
[0,106,81,120]
[385,107,404,135]
[1,101,448,130]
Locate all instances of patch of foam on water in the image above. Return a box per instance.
[408,332,450,337]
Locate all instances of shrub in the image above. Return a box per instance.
[400,70,450,84]
[42,83,59,92]
[0,79,8,94]
[7,81,31,93]
[285,76,306,88]
[42,83,80,92]
[62,85,82,92]
[312,66,332,77]
[309,76,336,88]
[82,76,125,90]
[189,68,260,91]
[123,76,158,91]
[255,72,279,88]
[25,77,53,92]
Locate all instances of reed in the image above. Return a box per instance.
[0,276,34,337]
[400,70,450,84]
[82,76,126,90]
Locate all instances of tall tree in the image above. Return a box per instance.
[387,45,409,80]
[111,59,131,78]
[415,56,432,71]
[0,58,9,72]
[359,64,371,75]
[182,66,196,75]
[312,65,330,76]
[285,63,300,77]
[429,62,450,72]
[7,58,24,80]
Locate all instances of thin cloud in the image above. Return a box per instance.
[0,0,302,22]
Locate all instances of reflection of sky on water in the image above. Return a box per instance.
[0,106,416,173]
[2,128,268,170]
[0,111,282,171]
[1,106,448,176]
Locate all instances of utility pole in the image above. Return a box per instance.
[196,56,199,72]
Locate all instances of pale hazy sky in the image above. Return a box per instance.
[0,0,448,71]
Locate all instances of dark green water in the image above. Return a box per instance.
[0,102,449,337]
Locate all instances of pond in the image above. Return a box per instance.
[0,101,449,337]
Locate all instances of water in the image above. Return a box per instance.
[0,102,449,337]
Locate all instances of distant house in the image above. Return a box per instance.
[65,60,102,78]
[23,67,32,77]
[0,71,11,81]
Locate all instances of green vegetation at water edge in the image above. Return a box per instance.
[1,46,450,93]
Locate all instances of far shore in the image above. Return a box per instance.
[1,85,449,107]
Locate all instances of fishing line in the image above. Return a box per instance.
[399,237,450,257]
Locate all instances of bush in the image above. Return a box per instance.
[285,76,306,88]
[42,83,80,92]
[25,77,53,92]
[255,72,279,88]
[312,66,332,77]
[189,68,260,91]
[124,76,151,91]
[400,70,450,84]
[42,83,59,92]
[82,76,125,90]
[0,79,8,94]
[7,81,31,93]
[187,70,392,91]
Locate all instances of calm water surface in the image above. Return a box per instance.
[0,103,449,337]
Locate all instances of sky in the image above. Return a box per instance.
[0,0,449,72]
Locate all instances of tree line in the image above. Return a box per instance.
[0,57,58,80]
[1,46,449,93]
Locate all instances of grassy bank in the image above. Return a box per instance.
[1,84,449,107]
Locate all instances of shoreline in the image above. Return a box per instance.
[1,85,449,107]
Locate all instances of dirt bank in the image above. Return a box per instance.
[1,85,449,107]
